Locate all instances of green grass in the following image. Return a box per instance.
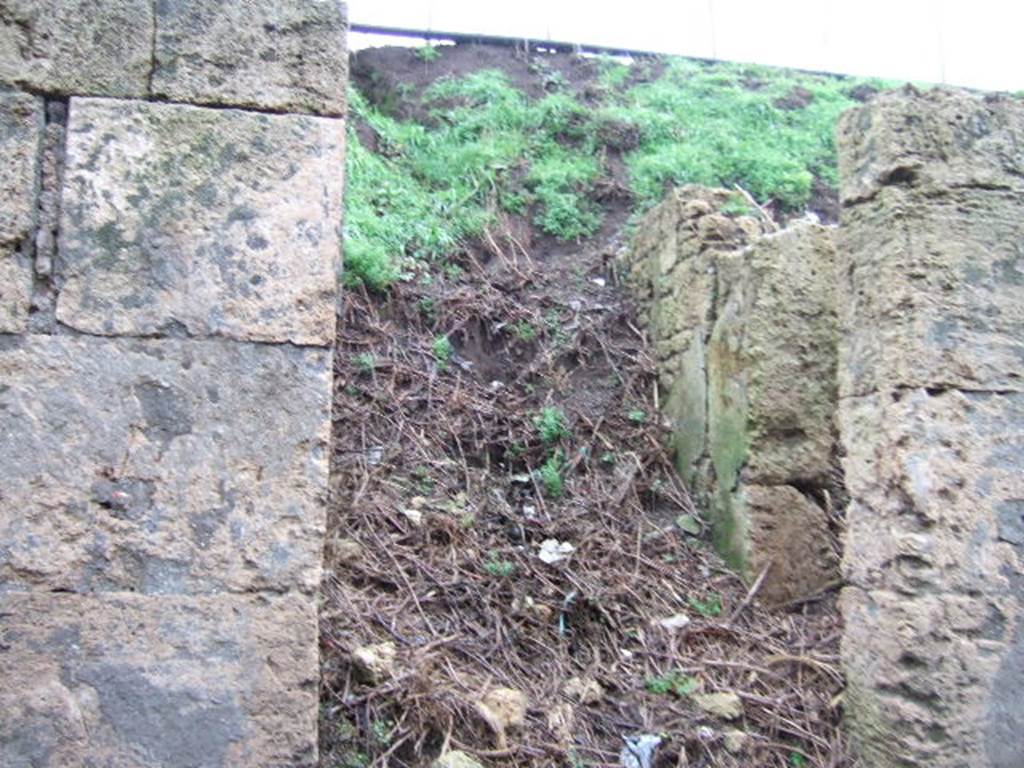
[540,449,566,499]
[535,406,570,444]
[432,335,453,369]
[344,56,895,289]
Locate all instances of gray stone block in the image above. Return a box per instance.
[0,590,318,767]
[0,242,32,333]
[838,87,1024,204]
[0,90,43,245]
[0,334,331,595]
[153,0,348,116]
[838,187,1024,397]
[57,98,345,345]
[0,0,152,97]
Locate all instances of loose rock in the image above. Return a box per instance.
[694,692,743,720]
[351,642,397,684]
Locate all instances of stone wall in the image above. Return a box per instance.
[623,187,841,603]
[836,87,1024,768]
[0,2,348,765]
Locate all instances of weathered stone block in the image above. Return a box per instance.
[839,388,1023,596]
[0,334,331,595]
[709,224,839,487]
[0,591,318,767]
[838,187,1024,397]
[57,98,345,345]
[0,90,43,244]
[841,586,1021,768]
[0,241,32,333]
[838,87,1024,204]
[714,484,838,604]
[153,0,348,116]
[0,0,152,97]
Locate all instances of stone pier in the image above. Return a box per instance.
[0,2,348,765]
[836,87,1024,768]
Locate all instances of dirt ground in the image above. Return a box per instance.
[321,43,848,768]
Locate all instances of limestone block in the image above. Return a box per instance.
[0,591,318,767]
[0,0,152,97]
[841,586,1021,768]
[0,241,32,333]
[708,224,838,487]
[57,98,345,345]
[735,484,838,604]
[838,187,1024,397]
[153,0,348,116]
[0,91,42,333]
[838,87,1024,204]
[839,388,1023,596]
[0,334,331,595]
[0,90,43,244]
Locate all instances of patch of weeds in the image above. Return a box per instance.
[459,512,476,529]
[688,593,723,618]
[484,552,515,577]
[441,261,463,280]
[540,448,566,499]
[720,193,754,216]
[415,44,441,63]
[411,465,435,494]
[535,407,570,444]
[432,335,453,369]
[645,670,699,697]
[789,753,808,767]
[355,352,375,372]
[627,408,647,423]
[416,297,436,319]
[511,319,538,342]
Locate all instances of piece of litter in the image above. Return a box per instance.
[522,504,538,519]
[401,508,424,526]
[619,733,661,768]
[658,613,691,631]
[591,277,607,287]
[538,538,575,564]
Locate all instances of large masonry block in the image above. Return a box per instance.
[837,88,1024,768]
[0,591,319,767]
[57,98,345,345]
[838,85,1024,204]
[0,90,43,333]
[622,187,840,603]
[153,0,349,116]
[838,187,1024,397]
[0,0,152,97]
[0,334,331,595]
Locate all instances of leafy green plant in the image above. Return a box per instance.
[645,670,699,697]
[540,449,566,499]
[484,552,515,577]
[415,44,441,63]
[688,593,723,617]
[789,752,808,767]
[432,335,453,369]
[627,409,647,423]
[511,319,537,342]
[535,407,570,444]
[355,352,375,372]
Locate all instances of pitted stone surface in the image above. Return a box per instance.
[837,88,1024,768]
[838,187,1024,397]
[0,591,319,767]
[0,91,42,333]
[0,334,331,595]
[623,188,840,602]
[153,0,348,116]
[57,98,345,345]
[838,86,1024,204]
[0,0,152,97]
[0,90,43,244]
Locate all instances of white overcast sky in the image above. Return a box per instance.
[348,0,1024,92]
